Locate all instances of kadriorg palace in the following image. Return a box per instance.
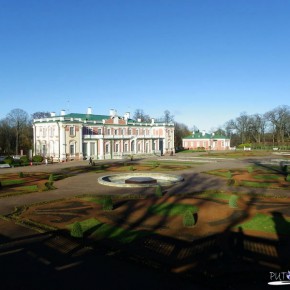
[33,108,175,161]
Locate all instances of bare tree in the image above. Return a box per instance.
[133,109,151,122]
[6,108,30,155]
[32,111,51,119]
[264,105,290,145]
[0,118,14,154]
[174,122,191,149]
[248,114,267,144]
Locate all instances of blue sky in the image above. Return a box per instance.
[0,0,289,131]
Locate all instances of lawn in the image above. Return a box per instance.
[237,213,290,235]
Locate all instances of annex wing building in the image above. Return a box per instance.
[182,131,230,150]
[33,108,175,161]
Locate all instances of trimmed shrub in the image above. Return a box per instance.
[20,155,29,164]
[71,222,83,238]
[183,210,196,227]
[155,185,162,197]
[229,195,239,208]
[4,156,14,165]
[49,174,55,182]
[19,172,24,178]
[226,171,232,179]
[129,166,134,171]
[101,196,113,211]
[44,182,54,190]
[32,155,43,163]
[152,161,160,168]
[227,178,235,186]
[286,174,290,182]
[282,165,288,173]
[247,166,254,173]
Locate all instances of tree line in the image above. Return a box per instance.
[0,109,50,155]
[223,105,290,148]
[0,105,289,155]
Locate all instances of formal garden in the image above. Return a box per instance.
[1,155,290,288]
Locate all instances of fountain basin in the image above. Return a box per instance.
[98,173,183,188]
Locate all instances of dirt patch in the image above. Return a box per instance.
[16,194,290,241]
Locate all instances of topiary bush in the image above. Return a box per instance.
[101,196,113,211]
[32,155,43,163]
[286,174,290,182]
[247,166,254,173]
[20,155,29,165]
[229,195,239,208]
[152,161,160,168]
[71,222,83,238]
[4,156,14,165]
[227,178,235,186]
[226,171,232,179]
[44,182,54,190]
[183,210,196,227]
[49,174,55,182]
[129,166,134,171]
[155,185,162,197]
[19,172,24,178]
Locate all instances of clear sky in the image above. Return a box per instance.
[0,0,289,131]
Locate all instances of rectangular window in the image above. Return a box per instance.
[98,128,102,135]
[90,142,95,156]
[114,129,118,135]
[107,129,111,135]
[69,127,75,136]
[70,144,74,155]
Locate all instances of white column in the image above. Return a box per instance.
[99,138,104,159]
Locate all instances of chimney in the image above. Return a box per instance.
[60,110,66,116]
[109,109,117,117]
[87,107,92,114]
[151,118,155,124]
[124,112,130,120]
[50,112,56,117]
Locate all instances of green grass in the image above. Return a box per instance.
[237,213,290,235]
[17,185,39,192]
[81,196,103,204]
[239,180,275,188]
[253,174,281,180]
[1,179,26,186]
[68,218,148,243]
[206,170,231,178]
[148,202,198,216]
[91,223,148,243]
[67,218,101,232]
[197,192,231,201]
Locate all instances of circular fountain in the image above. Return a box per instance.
[98,173,183,188]
[125,177,157,184]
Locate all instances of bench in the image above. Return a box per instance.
[0,164,10,168]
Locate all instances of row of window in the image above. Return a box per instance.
[82,127,165,136]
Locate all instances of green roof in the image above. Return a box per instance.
[183,132,229,139]
[64,113,110,121]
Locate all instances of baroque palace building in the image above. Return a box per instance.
[33,108,175,161]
